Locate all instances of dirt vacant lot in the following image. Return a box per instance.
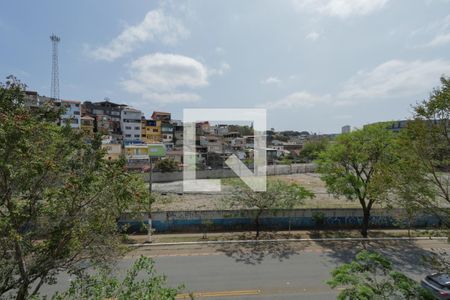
[151,173,359,211]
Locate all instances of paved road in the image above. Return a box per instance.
[41,239,449,299]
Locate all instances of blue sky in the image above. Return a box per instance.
[1,0,450,133]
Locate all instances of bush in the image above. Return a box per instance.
[154,158,179,172]
[312,211,326,227]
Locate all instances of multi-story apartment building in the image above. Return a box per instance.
[214,124,229,136]
[206,136,223,153]
[341,125,351,134]
[223,132,241,151]
[95,115,114,135]
[161,123,174,143]
[82,100,124,141]
[24,92,81,129]
[141,119,161,143]
[171,120,183,148]
[151,111,171,123]
[171,120,183,126]
[244,136,254,149]
[121,107,142,144]
[230,137,245,150]
[196,121,211,135]
[80,115,94,136]
[173,125,184,147]
[59,100,81,129]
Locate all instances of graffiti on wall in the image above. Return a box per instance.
[118,209,440,233]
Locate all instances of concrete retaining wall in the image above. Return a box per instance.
[146,163,317,183]
[118,208,441,233]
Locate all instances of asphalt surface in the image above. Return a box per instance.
[40,239,450,299]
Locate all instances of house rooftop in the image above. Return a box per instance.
[122,106,141,112]
[152,111,171,115]
[61,99,81,104]
[85,100,126,107]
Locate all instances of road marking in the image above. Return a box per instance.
[144,252,222,258]
[131,248,336,258]
[176,289,261,299]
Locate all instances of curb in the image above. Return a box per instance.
[127,236,448,247]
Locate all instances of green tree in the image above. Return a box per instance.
[201,219,214,239]
[51,256,183,300]
[328,250,433,300]
[154,158,179,172]
[225,180,314,238]
[272,135,289,142]
[0,76,148,299]
[280,156,293,165]
[401,76,450,214]
[317,124,397,237]
[205,152,224,169]
[387,134,436,237]
[299,138,329,162]
[228,125,253,136]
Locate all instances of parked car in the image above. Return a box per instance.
[422,273,450,299]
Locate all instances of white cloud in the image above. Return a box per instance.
[422,33,450,47]
[261,76,282,85]
[263,91,331,109]
[305,31,320,41]
[208,62,231,76]
[411,14,450,37]
[121,53,208,104]
[411,14,450,48]
[265,59,450,109]
[87,10,189,61]
[292,0,390,18]
[339,59,450,100]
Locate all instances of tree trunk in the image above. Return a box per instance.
[16,285,28,300]
[14,240,29,300]
[361,209,370,238]
[408,216,412,238]
[288,218,291,236]
[255,210,263,239]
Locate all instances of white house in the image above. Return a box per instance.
[60,100,81,129]
[121,107,142,144]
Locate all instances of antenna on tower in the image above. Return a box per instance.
[50,34,60,101]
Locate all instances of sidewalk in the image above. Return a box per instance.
[124,229,448,244]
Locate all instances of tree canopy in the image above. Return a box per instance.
[0,76,148,299]
[298,137,329,162]
[51,256,183,300]
[328,250,433,300]
[154,158,179,173]
[225,180,313,238]
[317,124,397,237]
[384,76,450,225]
[405,76,450,208]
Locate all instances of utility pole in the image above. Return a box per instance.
[50,34,60,101]
[147,157,153,243]
[146,144,165,243]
